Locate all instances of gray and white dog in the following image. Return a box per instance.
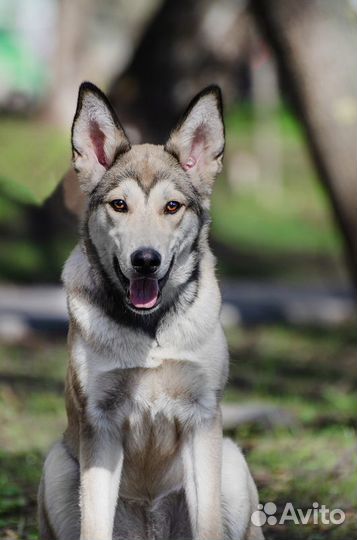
[38,82,264,540]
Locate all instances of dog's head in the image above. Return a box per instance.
[71,82,224,314]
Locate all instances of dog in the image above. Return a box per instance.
[38,82,264,540]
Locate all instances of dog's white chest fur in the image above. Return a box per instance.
[93,360,217,426]
[87,360,218,501]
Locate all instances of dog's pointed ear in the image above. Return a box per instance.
[71,82,130,193]
[165,86,225,194]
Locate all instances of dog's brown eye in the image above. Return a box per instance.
[165,201,182,214]
[110,199,128,212]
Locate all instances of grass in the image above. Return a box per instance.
[0,323,355,539]
[226,323,356,540]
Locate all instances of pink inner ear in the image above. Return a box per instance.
[90,120,108,168]
[183,127,206,171]
[183,157,196,170]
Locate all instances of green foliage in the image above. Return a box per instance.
[0,119,69,204]
[0,30,45,95]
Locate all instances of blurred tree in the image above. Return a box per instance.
[250,0,357,286]
[44,0,95,126]
[58,0,253,219]
[108,0,250,142]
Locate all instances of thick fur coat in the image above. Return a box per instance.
[38,83,264,540]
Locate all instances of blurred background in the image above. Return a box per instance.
[0,0,356,539]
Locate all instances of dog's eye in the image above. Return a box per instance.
[110,199,128,212]
[165,201,182,214]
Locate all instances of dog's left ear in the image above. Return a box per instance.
[165,86,225,194]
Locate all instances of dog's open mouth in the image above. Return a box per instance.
[114,257,174,311]
[129,277,159,309]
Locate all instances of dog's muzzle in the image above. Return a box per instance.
[113,256,174,312]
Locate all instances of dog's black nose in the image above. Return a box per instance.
[131,248,161,275]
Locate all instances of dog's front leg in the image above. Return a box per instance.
[183,411,223,540]
[79,427,123,540]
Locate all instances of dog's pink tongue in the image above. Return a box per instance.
[130,277,159,309]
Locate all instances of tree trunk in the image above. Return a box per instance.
[250,0,357,287]
[43,0,95,127]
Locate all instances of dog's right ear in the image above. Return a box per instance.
[71,82,130,193]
